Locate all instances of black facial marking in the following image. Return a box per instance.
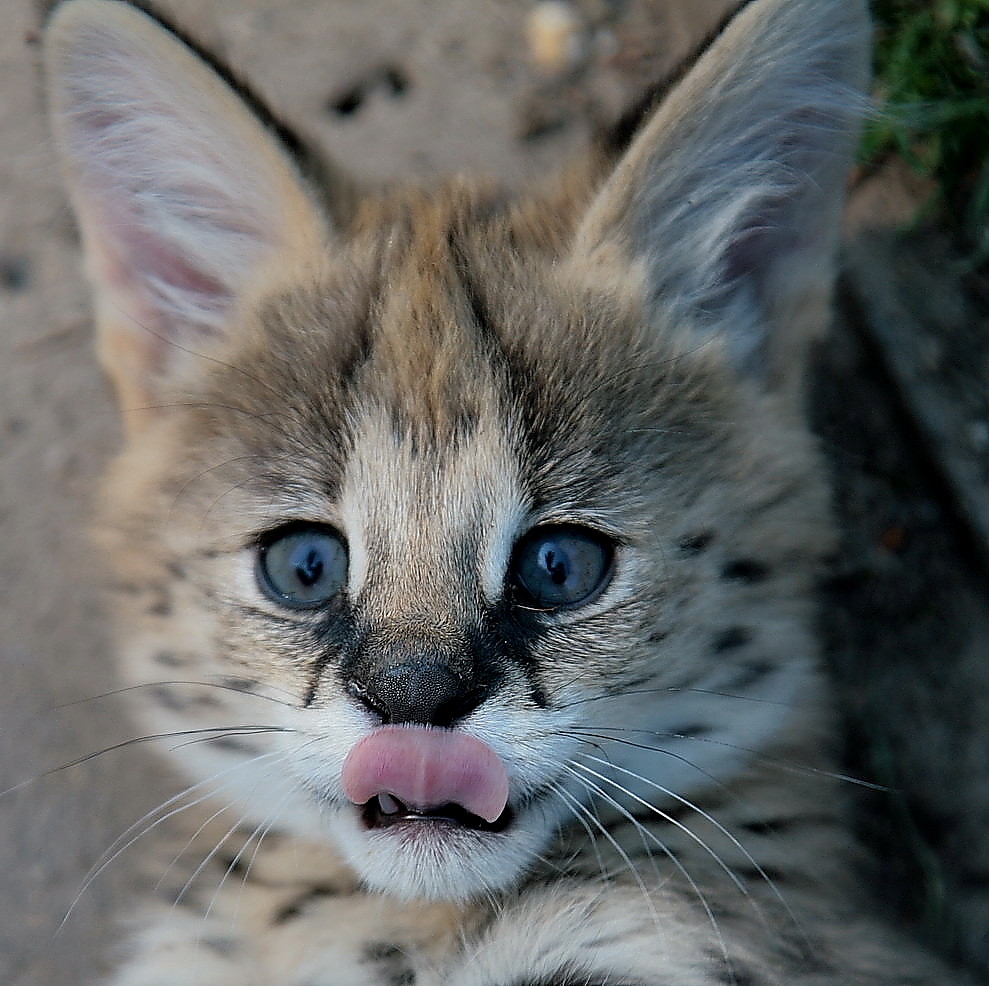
[213,853,250,883]
[713,626,753,652]
[720,559,770,582]
[304,604,363,708]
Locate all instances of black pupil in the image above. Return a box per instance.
[294,546,324,587]
[542,547,569,585]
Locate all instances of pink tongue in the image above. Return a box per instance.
[341,726,510,824]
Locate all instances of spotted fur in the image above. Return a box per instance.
[45,0,973,983]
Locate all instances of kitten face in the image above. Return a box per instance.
[48,0,866,903]
[95,194,831,900]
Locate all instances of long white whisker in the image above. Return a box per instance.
[551,776,660,928]
[546,780,610,883]
[62,747,290,929]
[573,725,886,791]
[0,725,289,801]
[167,801,239,906]
[170,741,314,911]
[569,758,761,918]
[222,786,296,930]
[569,727,730,794]
[559,762,732,975]
[576,750,805,940]
[55,679,298,711]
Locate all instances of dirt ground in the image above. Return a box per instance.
[1,1,987,984]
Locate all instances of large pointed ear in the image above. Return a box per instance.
[572,0,870,394]
[46,0,331,427]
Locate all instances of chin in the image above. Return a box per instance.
[327,800,553,902]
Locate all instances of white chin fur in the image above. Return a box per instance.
[327,805,549,901]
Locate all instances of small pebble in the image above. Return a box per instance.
[525,1,587,76]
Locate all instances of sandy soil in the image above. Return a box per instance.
[2,1,987,984]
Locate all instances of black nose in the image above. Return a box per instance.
[347,636,488,728]
[361,660,479,727]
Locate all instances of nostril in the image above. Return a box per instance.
[347,678,390,721]
[351,661,480,728]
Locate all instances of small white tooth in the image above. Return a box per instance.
[378,793,402,815]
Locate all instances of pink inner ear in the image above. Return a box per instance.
[92,190,232,309]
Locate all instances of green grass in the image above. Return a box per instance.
[863,0,989,262]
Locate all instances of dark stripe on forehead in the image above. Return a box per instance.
[445,225,503,353]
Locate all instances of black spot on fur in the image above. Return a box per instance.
[678,531,714,554]
[153,650,184,667]
[713,626,752,652]
[362,943,416,986]
[739,818,789,836]
[724,658,776,692]
[0,255,31,292]
[146,599,172,617]
[201,937,238,955]
[272,884,342,925]
[215,852,248,878]
[209,735,261,755]
[220,676,258,693]
[149,685,187,712]
[720,559,770,582]
[735,864,783,884]
[716,962,764,986]
[670,722,713,739]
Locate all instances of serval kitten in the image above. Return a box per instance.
[44,0,973,982]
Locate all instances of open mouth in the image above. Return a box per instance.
[361,793,514,832]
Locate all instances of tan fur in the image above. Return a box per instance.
[45,0,976,983]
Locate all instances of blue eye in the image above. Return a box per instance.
[258,525,348,609]
[510,525,614,610]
